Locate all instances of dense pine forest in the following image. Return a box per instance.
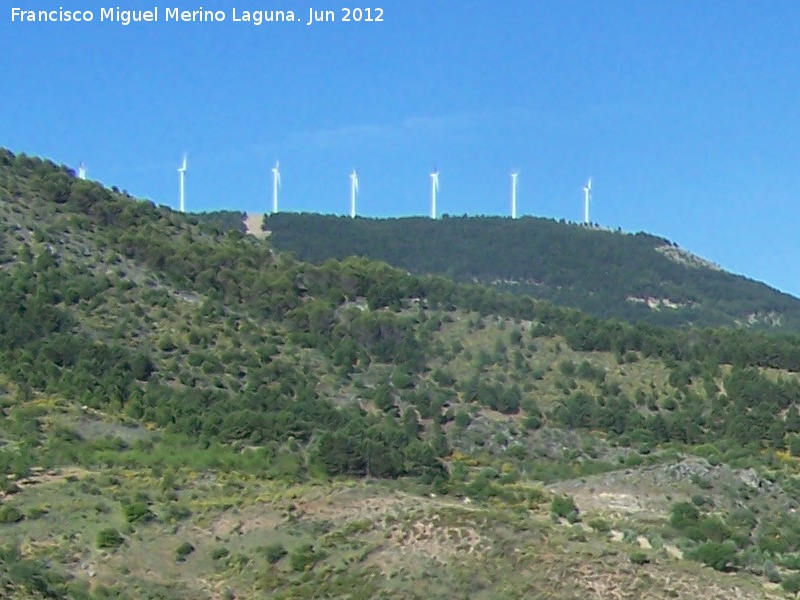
[214,211,800,331]
[5,149,800,598]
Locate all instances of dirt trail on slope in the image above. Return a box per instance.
[244,213,268,239]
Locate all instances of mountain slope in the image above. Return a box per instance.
[244,212,800,331]
[5,149,800,598]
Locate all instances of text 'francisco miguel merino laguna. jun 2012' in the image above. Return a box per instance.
[10,6,385,26]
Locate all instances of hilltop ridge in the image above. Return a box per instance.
[229,212,798,331]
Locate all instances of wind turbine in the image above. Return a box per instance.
[78,162,87,180]
[271,161,281,214]
[583,177,592,225]
[178,153,187,213]
[511,170,519,219]
[350,169,359,218]
[430,166,439,219]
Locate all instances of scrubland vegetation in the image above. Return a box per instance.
[2,149,800,598]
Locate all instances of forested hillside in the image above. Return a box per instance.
[6,149,800,598]
[233,212,800,331]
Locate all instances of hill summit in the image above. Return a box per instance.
[222,212,798,331]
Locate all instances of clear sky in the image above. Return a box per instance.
[3,1,800,295]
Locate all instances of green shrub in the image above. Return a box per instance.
[689,540,738,572]
[550,494,580,523]
[122,501,153,524]
[629,551,650,565]
[186,352,204,367]
[0,505,23,524]
[25,507,49,520]
[669,501,699,530]
[789,435,800,457]
[624,452,644,467]
[211,547,230,560]
[780,553,800,571]
[163,503,192,523]
[691,494,713,508]
[160,469,177,491]
[661,396,678,411]
[783,573,800,594]
[623,351,639,363]
[558,360,576,376]
[696,516,731,543]
[289,543,320,572]
[96,528,124,549]
[757,523,799,554]
[454,410,471,429]
[588,517,611,533]
[391,369,414,389]
[0,477,19,495]
[522,415,542,430]
[175,541,195,561]
[765,561,782,584]
[689,474,712,489]
[263,542,287,565]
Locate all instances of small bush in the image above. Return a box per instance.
[0,505,23,524]
[629,551,650,565]
[391,369,414,389]
[122,501,153,524]
[96,528,124,549]
[522,415,542,430]
[588,517,611,533]
[175,541,195,561]
[163,503,192,523]
[765,561,782,584]
[25,507,48,520]
[623,351,639,363]
[689,540,738,572]
[263,542,287,565]
[289,543,320,572]
[669,502,699,531]
[211,547,230,560]
[780,553,800,571]
[558,360,576,377]
[454,410,471,429]
[567,525,587,542]
[783,572,800,594]
[689,474,712,490]
[550,494,580,523]
[691,494,713,508]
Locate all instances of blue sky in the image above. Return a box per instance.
[4,1,800,295]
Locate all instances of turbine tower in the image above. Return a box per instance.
[350,169,359,218]
[271,161,281,214]
[78,162,87,180]
[583,177,592,225]
[178,153,187,213]
[511,170,519,219]
[430,167,439,219]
